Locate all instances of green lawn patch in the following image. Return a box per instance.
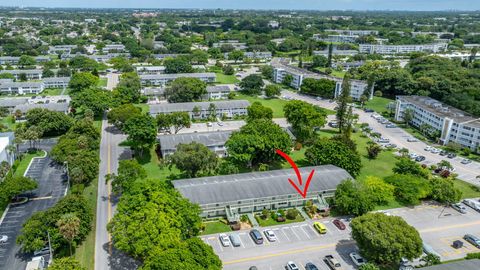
[98,78,108,88]
[314,67,346,78]
[200,220,232,235]
[364,97,394,114]
[14,150,45,178]
[215,73,239,84]
[134,103,149,114]
[453,179,480,199]
[0,116,16,131]
[75,178,98,270]
[136,146,183,180]
[41,88,64,96]
[255,213,305,227]
[234,93,288,118]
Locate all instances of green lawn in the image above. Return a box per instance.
[201,220,232,235]
[0,116,16,131]
[364,97,394,114]
[136,146,183,180]
[98,78,108,88]
[255,213,305,227]
[75,179,98,270]
[234,93,288,118]
[41,88,64,96]
[314,67,346,78]
[134,103,149,114]
[215,73,239,84]
[14,150,45,177]
[454,179,480,199]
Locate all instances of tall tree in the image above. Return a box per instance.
[336,74,352,136]
[57,213,81,256]
[351,213,422,266]
[247,102,273,122]
[284,100,327,142]
[239,74,264,95]
[123,115,157,157]
[69,72,99,93]
[49,257,86,270]
[334,179,375,216]
[164,77,207,103]
[169,142,219,177]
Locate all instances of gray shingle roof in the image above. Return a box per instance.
[140,73,216,80]
[0,97,29,107]
[0,69,42,75]
[158,131,232,151]
[149,100,250,114]
[206,85,230,93]
[173,165,352,205]
[14,102,69,113]
[420,259,480,270]
[43,77,71,83]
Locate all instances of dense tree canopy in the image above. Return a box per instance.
[300,78,336,98]
[164,77,207,103]
[351,213,423,266]
[284,100,327,142]
[123,115,157,156]
[69,72,99,92]
[246,102,273,122]
[107,104,142,131]
[239,74,264,95]
[25,108,74,137]
[169,142,219,177]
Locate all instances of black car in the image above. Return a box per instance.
[415,156,426,162]
[305,262,319,270]
[364,108,374,113]
[447,153,457,158]
[249,229,264,244]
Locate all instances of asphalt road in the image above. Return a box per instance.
[94,115,138,270]
[280,90,480,187]
[0,156,67,270]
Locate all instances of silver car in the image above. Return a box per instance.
[0,235,8,244]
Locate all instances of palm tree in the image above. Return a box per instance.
[56,213,81,256]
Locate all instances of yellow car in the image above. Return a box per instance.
[313,222,327,234]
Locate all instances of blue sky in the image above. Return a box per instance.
[2,0,480,10]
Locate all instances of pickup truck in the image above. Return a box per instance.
[324,255,342,269]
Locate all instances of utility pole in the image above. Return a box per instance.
[47,231,53,265]
[64,161,70,195]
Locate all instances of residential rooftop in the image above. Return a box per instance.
[149,100,250,114]
[158,130,232,151]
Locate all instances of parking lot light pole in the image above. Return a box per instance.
[64,161,70,194]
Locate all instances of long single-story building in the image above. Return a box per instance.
[149,100,250,119]
[0,81,44,95]
[158,130,232,157]
[0,69,43,80]
[204,85,232,100]
[0,56,50,65]
[13,102,70,116]
[140,73,216,86]
[136,66,166,75]
[173,165,352,221]
[42,77,71,89]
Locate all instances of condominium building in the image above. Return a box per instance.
[140,73,216,86]
[149,100,250,119]
[173,165,351,221]
[359,43,448,54]
[271,58,372,101]
[204,85,232,100]
[213,41,248,51]
[136,66,166,75]
[0,69,43,80]
[325,29,379,36]
[42,77,70,89]
[0,81,44,95]
[102,44,126,53]
[313,49,358,57]
[48,45,77,55]
[313,34,358,43]
[395,96,480,151]
[158,131,232,157]
[0,56,50,65]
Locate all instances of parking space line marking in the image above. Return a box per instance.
[299,225,311,239]
[223,240,356,265]
[281,227,290,242]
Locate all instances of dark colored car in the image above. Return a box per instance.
[364,108,374,113]
[305,262,319,270]
[447,153,457,158]
[332,219,346,230]
[249,229,264,245]
[439,150,448,156]
[464,234,480,248]
[415,156,426,162]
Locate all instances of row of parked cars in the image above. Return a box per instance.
[284,252,366,270]
[371,114,397,128]
[451,199,480,214]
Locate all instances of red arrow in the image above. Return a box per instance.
[276,149,315,198]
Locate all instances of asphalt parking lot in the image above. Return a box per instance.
[384,200,480,261]
[0,156,67,270]
[201,219,358,270]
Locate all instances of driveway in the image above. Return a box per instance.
[0,156,67,270]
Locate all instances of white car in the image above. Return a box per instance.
[407,138,418,142]
[263,229,277,242]
[219,234,230,247]
[0,235,8,244]
[409,153,418,159]
[424,146,432,151]
[461,158,472,164]
[430,148,440,154]
[349,252,367,266]
[286,261,300,270]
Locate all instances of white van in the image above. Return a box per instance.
[25,256,45,270]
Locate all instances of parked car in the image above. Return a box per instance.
[424,146,432,151]
[328,122,339,128]
[33,247,50,257]
[364,108,374,113]
[430,148,440,154]
[332,219,346,230]
[286,261,300,270]
[461,158,472,164]
[0,235,7,244]
[313,222,327,234]
[349,252,367,266]
[263,229,276,242]
[219,233,230,247]
[409,153,419,159]
[324,255,342,269]
[385,143,397,149]
[207,122,213,127]
[217,121,224,126]
[249,229,264,244]
[439,150,448,156]
[415,156,426,162]
[305,262,319,270]
[386,124,397,128]
[407,137,418,142]
[229,233,241,247]
[451,203,467,214]
[377,138,390,143]
[464,234,480,248]
[463,199,480,212]
[447,153,457,159]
